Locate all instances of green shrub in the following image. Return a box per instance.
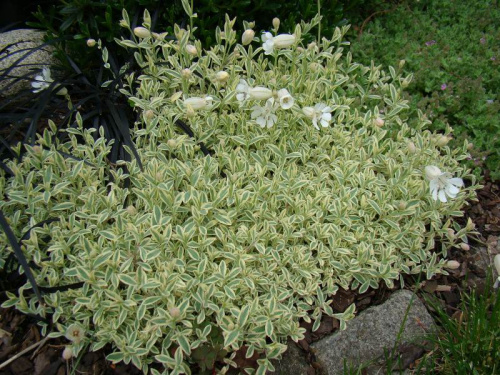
[0,10,479,374]
[350,0,500,180]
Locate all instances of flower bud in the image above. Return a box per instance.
[133,27,151,39]
[399,60,406,68]
[374,117,384,127]
[302,107,315,118]
[272,17,280,30]
[86,39,96,47]
[398,201,407,210]
[467,142,474,150]
[167,139,177,148]
[308,42,317,50]
[181,68,192,78]
[126,205,137,215]
[242,29,255,46]
[216,71,230,83]
[62,347,73,361]
[185,44,198,56]
[460,243,470,251]
[466,218,475,231]
[445,260,460,270]
[297,46,305,53]
[169,307,181,318]
[184,96,213,110]
[144,109,154,120]
[408,142,416,153]
[248,86,273,100]
[436,135,451,147]
[119,19,129,28]
[447,228,455,238]
[425,165,442,181]
[309,62,321,72]
[274,34,295,48]
[186,105,195,118]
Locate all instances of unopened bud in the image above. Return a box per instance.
[467,142,474,150]
[186,44,198,56]
[216,71,230,83]
[62,347,73,360]
[126,205,137,215]
[152,32,168,41]
[309,62,321,72]
[297,46,304,53]
[460,243,470,251]
[144,110,154,120]
[169,307,181,318]
[447,228,455,238]
[466,218,475,231]
[133,27,151,39]
[302,107,315,118]
[155,172,163,181]
[399,60,406,68]
[186,104,195,118]
[374,117,384,127]
[445,260,460,270]
[436,135,451,147]
[398,201,406,210]
[87,39,96,47]
[32,145,42,155]
[119,19,129,28]
[167,139,177,148]
[181,68,192,78]
[308,42,317,50]
[272,17,280,30]
[408,142,416,153]
[242,29,255,46]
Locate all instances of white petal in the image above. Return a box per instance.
[322,106,332,113]
[429,180,438,193]
[315,103,326,111]
[320,119,329,128]
[236,93,246,102]
[251,108,262,118]
[438,189,447,202]
[312,118,319,130]
[263,41,274,55]
[256,117,266,127]
[448,178,464,187]
[445,184,460,196]
[322,113,332,122]
[261,32,273,42]
[268,114,278,127]
[431,187,438,200]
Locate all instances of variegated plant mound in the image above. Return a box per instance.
[0,9,479,375]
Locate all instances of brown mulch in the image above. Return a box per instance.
[0,174,499,375]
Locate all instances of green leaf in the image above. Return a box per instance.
[224,330,239,348]
[119,274,137,286]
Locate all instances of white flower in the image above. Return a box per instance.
[31,67,67,95]
[277,89,294,109]
[494,254,500,288]
[86,39,96,47]
[251,98,278,128]
[236,79,272,101]
[425,165,464,202]
[261,33,296,55]
[302,103,332,130]
[183,96,213,110]
[65,324,85,344]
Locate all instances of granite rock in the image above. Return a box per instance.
[0,29,56,96]
[311,290,435,374]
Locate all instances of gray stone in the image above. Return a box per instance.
[311,290,435,375]
[268,339,313,375]
[0,29,56,96]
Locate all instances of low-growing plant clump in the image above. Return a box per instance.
[0,6,479,374]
